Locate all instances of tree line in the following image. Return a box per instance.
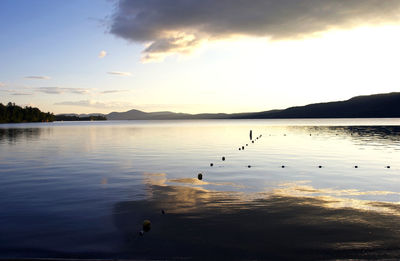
[54,115,107,121]
[0,102,55,123]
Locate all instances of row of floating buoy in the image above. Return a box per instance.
[199,129,393,181]
[200,131,265,180]
[205,164,391,171]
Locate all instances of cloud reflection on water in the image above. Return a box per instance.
[113,172,400,260]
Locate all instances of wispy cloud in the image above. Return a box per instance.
[36,87,90,94]
[100,89,129,94]
[0,86,128,96]
[11,92,33,96]
[55,100,134,108]
[0,88,33,96]
[110,0,400,61]
[24,76,51,80]
[98,50,107,58]
[107,71,132,76]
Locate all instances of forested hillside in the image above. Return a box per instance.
[0,102,54,123]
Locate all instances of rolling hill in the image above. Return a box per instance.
[104,92,400,120]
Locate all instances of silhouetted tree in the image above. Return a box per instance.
[0,102,54,123]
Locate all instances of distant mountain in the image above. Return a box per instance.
[106,109,245,120]
[55,115,106,121]
[106,92,400,120]
[239,92,400,119]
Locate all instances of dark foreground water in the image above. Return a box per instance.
[1,119,400,260]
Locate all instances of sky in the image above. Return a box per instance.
[1,0,400,114]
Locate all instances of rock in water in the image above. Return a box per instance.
[142,220,151,232]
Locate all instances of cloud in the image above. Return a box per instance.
[0,82,4,87]
[35,87,91,95]
[0,87,34,96]
[107,71,132,76]
[0,86,127,96]
[55,100,134,108]
[100,89,129,94]
[98,50,107,58]
[11,92,33,96]
[24,76,51,80]
[110,0,400,61]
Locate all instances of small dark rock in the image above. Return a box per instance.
[198,173,203,180]
[142,220,151,232]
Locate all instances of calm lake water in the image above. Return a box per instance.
[1,119,400,260]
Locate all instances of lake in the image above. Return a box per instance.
[1,119,400,260]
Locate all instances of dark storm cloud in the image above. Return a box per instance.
[110,0,400,60]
